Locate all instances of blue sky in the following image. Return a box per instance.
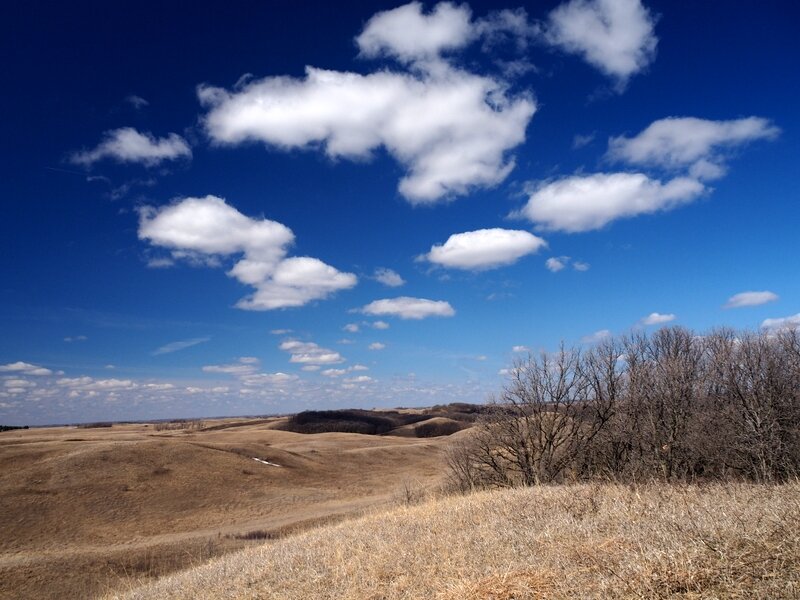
[1,0,798,425]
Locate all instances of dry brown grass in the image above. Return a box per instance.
[0,418,448,599]
[108,481,800,600]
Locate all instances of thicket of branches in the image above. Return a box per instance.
[448,327,800,490]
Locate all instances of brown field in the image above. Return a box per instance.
[4,412,799,600]
[0,415,453,599]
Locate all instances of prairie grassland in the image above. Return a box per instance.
[109,481,800,599]
[0,418,449,599]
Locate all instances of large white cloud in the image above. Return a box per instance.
[608,117,780,179]
[519,172,705,232]
[724,291,779,309]
[199,65,534,203]
[70,127,192,167]
[425,228,546,270]
[518,115,778,234]
[356,2,474,63]
[360,296,455,319]
[198,1,537,204]
[235,257,358,310]
[543,0,657,87]
[138,196,356,310]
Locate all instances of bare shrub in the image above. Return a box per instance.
[153,420,205,432]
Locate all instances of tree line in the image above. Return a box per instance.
[448,327,800,489]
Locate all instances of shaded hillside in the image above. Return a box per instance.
[277,404,483,437]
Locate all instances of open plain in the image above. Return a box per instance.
[0,415,453,599]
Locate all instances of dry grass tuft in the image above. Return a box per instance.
[443,569,555,600]
[107,481,800,599]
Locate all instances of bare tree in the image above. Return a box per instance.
[623,328,705,480]
[453,345,620,487]
[446,326,800,490]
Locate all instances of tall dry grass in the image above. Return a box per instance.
[107,481,800,599]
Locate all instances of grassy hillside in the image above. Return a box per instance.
[109,481,800,599]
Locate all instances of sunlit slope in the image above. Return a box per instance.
[110,482,800,600]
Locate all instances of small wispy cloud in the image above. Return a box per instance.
[572,132,596,149]
[152,336,211,356]
[125,95,149,109]
[546,256,590,272]
[581,329,611,344]
[374,267,405,287]
[546,256,568,272]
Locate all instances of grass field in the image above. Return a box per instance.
[108,481,800,599]
[3,414,799,599]
[0,415,452,599]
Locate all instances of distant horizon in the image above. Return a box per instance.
[2,0,798,425]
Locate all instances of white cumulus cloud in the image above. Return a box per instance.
[198,3,536,204]
[640,312,676,326]
[545,256,568,272]
[138,195,356,310]
[279,340,345,365]
[0,362,53,376]
[369,342,386,351]
[543,0,658,88]
[425,228,546,270]
[70,127,191,167]
[322,368,347,378]
[356,1,474,63]
[761,313,800,332]
[608,117,780,179]
[724,290,779,309]
[203,357,298,386]
[520,173,705,232]
[360,296,456,320]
